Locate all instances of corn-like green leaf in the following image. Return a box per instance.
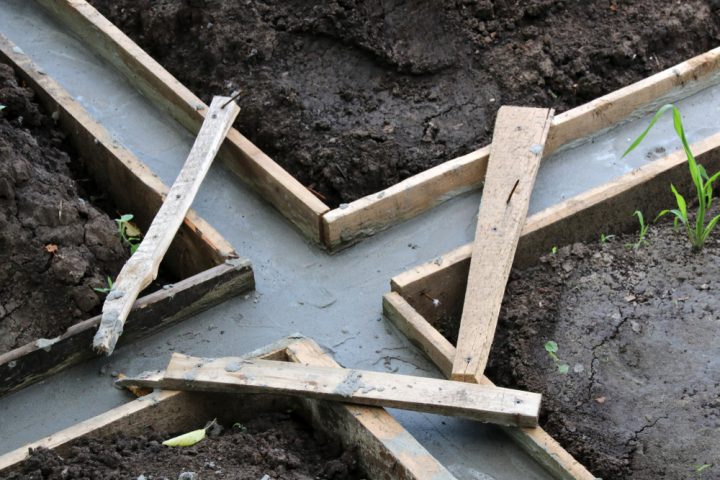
[162,428,207,447]
[622,104,676,158]
[702,214,720,243]
[669,184,687,221]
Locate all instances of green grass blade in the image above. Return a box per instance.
[622,104,676,158]
[702,214,720,243]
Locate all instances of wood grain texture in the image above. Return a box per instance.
[160,353,541,427]
[0,260,253,397]
[284,340,457,480]
[391,129,720,328]
[0,33,233,279]
[94,97,239,355]
[35,0,329,244]
[36,2,720,250]
[452,107,553,382]
[382,292,596,480]
[2,337,456,480]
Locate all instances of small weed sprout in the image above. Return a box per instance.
[93,276,114,294]
[623,104,720,250]
[600,233,615,244]
[551,245,558,255]
[115,214,142,254]
[626,211,650,249]
[544,340,569,374]
[696,464,711,474]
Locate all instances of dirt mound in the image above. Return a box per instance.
[91,0,720,206]
[0,62,128,355]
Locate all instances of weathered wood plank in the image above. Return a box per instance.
[94,97,240,355]
[391,128,720,328]
[284,340,457,480]
[0,260,253,397]
[452,107,553,382]
[35,0,329,244]
[159,354,541,427]
[0,33,233,279]
[322,147,488,250]
[2,337,457,480]
[321,47,720,250]
[382,292,596,480]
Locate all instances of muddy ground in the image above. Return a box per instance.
[89,0,720,206]
[432,211,720,479]
[3,413,363,479]
[0,62,129,355]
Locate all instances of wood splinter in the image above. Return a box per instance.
[119,353,544,428]
[92,96,240,355]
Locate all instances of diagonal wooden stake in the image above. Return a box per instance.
[93,97,240,355]
[451,106,554,382]
[131,353,543,428]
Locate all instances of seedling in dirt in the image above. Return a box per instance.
[0,104,5,111]
[544,340,569,374]
[163,419,217,447]
[93,276,114,294]
[232,422,247,432]
[623,104,720,250]
[115,214,142,254]
[696,464,712,474]
[550,246,558,255]
[626,210,650,249]
[600,233,615,244]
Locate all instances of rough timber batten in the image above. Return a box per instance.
[35,0,329,245]
[0,337,457,480]
[382,293,596,480]
[35,1,720,251]
[322,47,720,250]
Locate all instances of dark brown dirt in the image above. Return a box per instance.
[435,210,720,479]
[0,62,130,355]
[3,413,363,480]
[89,0,720,206]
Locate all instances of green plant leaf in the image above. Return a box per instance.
[162,428,206,447]
[130,242,140,255]
[544,341,558,353]
[0,105,5,111]
[118,214,134,223]
[558,364,570,374]
[622,104,676,158]
[702,214,720,242]
[669,184,687,221]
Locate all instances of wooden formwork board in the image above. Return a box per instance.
[382,128,720,478]
[34,0,720,251]
[0,336,457,480]
[0,35,255,396]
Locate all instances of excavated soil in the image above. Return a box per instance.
[89,0,720,206]
[0,62,129,355]
[434,211,720,479]
[3,413,363,480]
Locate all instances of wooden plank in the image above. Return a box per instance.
[392,128,720,323]
[322,47,720,250]
[0,260,253,397]
[322,147,488,250]
[452,107,553,382]
[285,340,457,480]
[94,97,239,355]
[158,353,541,427]
[2,336,456,480]
[35,0,329,244]
[382,292,595,480]
[0,33,233,279]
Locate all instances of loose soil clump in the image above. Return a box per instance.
[3,413,363,480]
[434,212,720,479]
[0,61,128,355]
[90,0,720,206]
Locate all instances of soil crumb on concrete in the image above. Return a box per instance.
[0,61,128,355]
[89,0,720,206]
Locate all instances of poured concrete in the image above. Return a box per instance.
[1,1,719,479]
